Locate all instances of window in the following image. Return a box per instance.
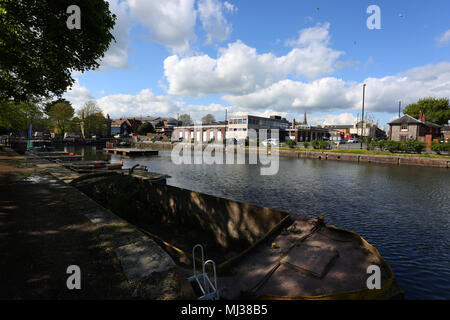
[401,123,408,130]
[243,119,247,124]
[238,119,243,124]
[400,135,407,141]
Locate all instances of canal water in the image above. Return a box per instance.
[66,146,450,300]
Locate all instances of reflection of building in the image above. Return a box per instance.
[111,119,142,136]
[388,112,441,142]
[227,115,289,140]
[172,122,227,142]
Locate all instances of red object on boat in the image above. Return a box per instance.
[69,152,74,155]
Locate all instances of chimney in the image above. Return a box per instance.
[292,118,296,129]
[422,112,426,123]
[418,110,423,122]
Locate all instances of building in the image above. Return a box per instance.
[134,117,179,135]
[324,125,353,135]
[349,121,387,140]
[284,125,330,142]
[111,118,142,136]
[388,111,441,143]
[442,124,450,143]
[227,115,290,140]
[172,122,227,142]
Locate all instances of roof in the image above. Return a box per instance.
[324,125,353,129]
[388,114,441,128]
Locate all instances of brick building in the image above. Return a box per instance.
[388,112,441,142]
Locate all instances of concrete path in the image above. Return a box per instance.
[0,148,193,299]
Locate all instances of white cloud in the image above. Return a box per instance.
[308,113,357,126]
[222,62,450,114]
[63,79,94,110]
[223,1,237,13]
[436,29,450,47]
[198,0,233,44]
[128,0,198,54]
[99,0,132,69]
[164,23,344,96]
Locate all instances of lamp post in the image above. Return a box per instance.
[360,84,366,150]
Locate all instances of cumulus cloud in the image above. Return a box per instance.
[63,79,94,110]
[128,0,198,54]
[222,62,450,114]
[198,0,233,44]
[436,29,450,47]
[308,113,357,126]
[98,0,132,69]
[164,23,344,96]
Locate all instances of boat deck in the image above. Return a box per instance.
[104,148,158,156]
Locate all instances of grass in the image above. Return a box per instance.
[273,146,450,159]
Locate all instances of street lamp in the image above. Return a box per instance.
[360,84,366,150]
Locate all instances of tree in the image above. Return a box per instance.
[47,101,74,137]
[0,0,116,101]
[179,114,193,126]
[137,122,155,136]
[77,101,106,138]
[201,114,216,124]
[403,98,450,125]
[0,100,42,131]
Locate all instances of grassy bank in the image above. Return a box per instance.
[276,147,450,159]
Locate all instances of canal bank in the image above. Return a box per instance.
[0,147,194,299]
[110,149,450,300]
[4,147,404,299]
[132,142,450,168]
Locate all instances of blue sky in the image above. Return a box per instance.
[65,0,450,129]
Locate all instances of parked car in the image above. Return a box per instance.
[261,139,279,147]
[348,138,359,143]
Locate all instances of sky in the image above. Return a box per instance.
[64,0,450,130]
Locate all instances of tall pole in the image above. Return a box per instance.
[398,100,401,117]
[360,84,366,150]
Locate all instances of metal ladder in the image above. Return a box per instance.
[187,244,219,300]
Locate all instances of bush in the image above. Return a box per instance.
[430,141,450,154]
[310,140,320,149]
[377,140,386,151]
[285,139,297,148]
[384,140,401,153]
[303,141,310,149]
[318,140,330,149]
[137,122,155,135]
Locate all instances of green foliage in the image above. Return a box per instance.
[310,140,320,149]
[318,140,330,149]
[47,101,74,136]
[285,139,297,148]
[384,140,401,153]
[0,100,42,131]
[403,97,450,126]
[0,0,117,101]
[430,141,450,154]
[77,101,106,137]
[377,140,386,151]
[137,122,155,136]
[303,141,310,149]
[383,139,426,154]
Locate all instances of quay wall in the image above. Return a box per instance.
[131,142,449,168]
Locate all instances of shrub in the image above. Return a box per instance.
[285,139,297,148]
[411,140,426,154]
[318,140,330,149]
[310,140,320,149]
[385,140,401,153]
[377,140,386,151]
[431,141,445,154]
[303,141,310,149]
